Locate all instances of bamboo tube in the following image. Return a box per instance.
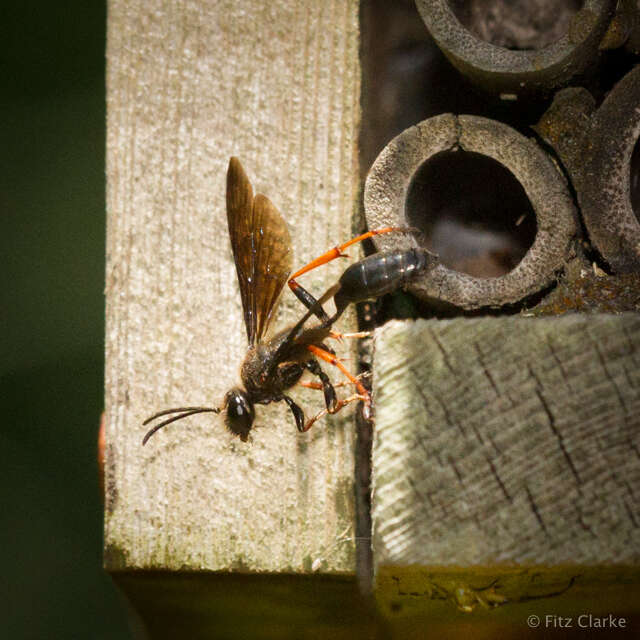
[365,114,577,309]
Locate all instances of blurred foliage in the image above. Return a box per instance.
[0,1,132,638]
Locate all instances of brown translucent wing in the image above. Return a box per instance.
[226,157,293,345]
[226,157,255,341]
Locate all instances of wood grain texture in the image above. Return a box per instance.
[105,0,361,573]
[372,315,640,568]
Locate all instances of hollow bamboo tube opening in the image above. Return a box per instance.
[365,114,577,309]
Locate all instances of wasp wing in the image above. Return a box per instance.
[226,157,293,345]
[226,157,256,342]
[249,193,293,342]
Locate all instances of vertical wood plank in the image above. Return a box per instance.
[105,0,361,575]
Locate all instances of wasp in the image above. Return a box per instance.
[142,158,438,445]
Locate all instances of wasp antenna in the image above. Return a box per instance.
[142,406,220,426]
[142,407,220,446]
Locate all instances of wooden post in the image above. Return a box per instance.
[372,315,640,634]
[104,1,372,636]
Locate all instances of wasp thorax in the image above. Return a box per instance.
[224,388,255,441]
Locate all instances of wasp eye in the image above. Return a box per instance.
[224,389,255,441]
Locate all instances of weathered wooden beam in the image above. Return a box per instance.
[372,315,640,632]
[104,0,368,634]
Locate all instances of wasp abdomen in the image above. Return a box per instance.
[333,248,437,317]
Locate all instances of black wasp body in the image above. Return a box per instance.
[287,246,438,335]
[228,322,335,440]
[143,158,349,444]
[330,248,437,323]
[143,158,439,445]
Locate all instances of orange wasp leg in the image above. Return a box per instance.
[287,227,406,323]
[302,394,368,433]
[304,344,371,431]
[299,371,370,390]
[289,227,401,282]
[298,380,325,390]
[306,345,369,398]
[329,330,372,341]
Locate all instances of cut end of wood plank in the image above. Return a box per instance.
[372,315,640,568]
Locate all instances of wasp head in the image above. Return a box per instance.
[223,388,255,441]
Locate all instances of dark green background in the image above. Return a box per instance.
[1,2,132,638]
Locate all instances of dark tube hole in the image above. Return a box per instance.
[448,0,584,50]
[406,150,537,277]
